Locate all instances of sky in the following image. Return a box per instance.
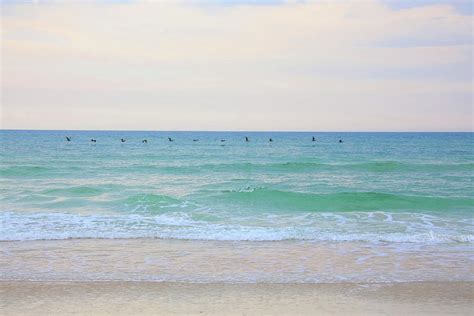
[1,0,473,131]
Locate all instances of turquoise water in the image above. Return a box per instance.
[1,130,473,243]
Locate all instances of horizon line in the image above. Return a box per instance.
[1,128,472,133]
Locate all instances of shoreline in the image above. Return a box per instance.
[2,238,471,284]
[1,281,472,315]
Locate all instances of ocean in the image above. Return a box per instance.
[1,130,473,283]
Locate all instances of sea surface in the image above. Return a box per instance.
[1,130,473,283]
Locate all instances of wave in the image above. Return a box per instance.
[212,189,473,212]
[42,186,106,197]
[1,161,472,178]
[120,193,187,213]
[0,165,52,177]
[191,161,474,173]
[124,193,181,205]
[3,185,472,213]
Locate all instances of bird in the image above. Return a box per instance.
[269,138,273,142]
[142,139,147,143]
[193,139,199,142]
[312,136,316,142]
[339,139,343,143]
[91,139,97,143]
[168,137,174,142]
[245,137,249,142]
[65,136,71,142]
[121,138,126,143]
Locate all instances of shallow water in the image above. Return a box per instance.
[0,131,473,282]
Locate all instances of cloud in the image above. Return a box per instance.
[1,0,472,131]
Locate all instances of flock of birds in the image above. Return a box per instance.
[65,136,344,143]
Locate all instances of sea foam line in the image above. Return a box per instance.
[1,211,472,243]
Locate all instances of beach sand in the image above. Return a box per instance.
[1,281,472,315]
[1,239,473,314]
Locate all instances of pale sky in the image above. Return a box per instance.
[1,0,473,131]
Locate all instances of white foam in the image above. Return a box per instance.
[0,211,472,243]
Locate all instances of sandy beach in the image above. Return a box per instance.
[1,234,473,316]
[1,281,472,315]
[1,239,473,314]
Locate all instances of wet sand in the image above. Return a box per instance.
[2,239,472,284]
[1,281,473,315]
